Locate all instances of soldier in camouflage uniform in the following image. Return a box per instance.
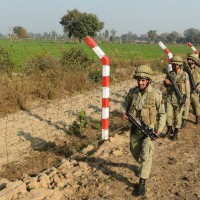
[186,53,200,124]
[164,55,190,140]
[121,65,166,196]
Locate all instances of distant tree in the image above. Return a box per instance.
[13,26,28,38]
[60,9,104,41]
[183,28,200,44]
[167,31,182,43]
[110,29,117,41]
[104,30,109,41]
[121,31,138,42]
[51,30,58,40]
[147,30,157,43]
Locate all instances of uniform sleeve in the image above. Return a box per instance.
[120,89,133,114]
[155,91,166,132]
[196,68,200,91]
[185,73,190,100]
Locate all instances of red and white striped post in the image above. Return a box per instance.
[84,36,110,140]
[187,42,199,54]
[158,41,173,71]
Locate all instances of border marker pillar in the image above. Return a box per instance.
[85,36,110,140]
[158,41,173,71]
[187,42,199,54]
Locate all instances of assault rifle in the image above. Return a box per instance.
[166,71,186,105]
[184,66,200,93]
[127,112,159,142]
[185,66,196,91]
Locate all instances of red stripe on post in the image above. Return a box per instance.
[102,119,109,129]
[84,36,97,48]
[167,58,171,64]
[102,76,110,87]
[102,98,109,107]
[187,42,192,47]
[101,55,110,65]
[164,48,170,54]
[195,50,199,54]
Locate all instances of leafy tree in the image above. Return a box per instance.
[13,26,28,38]
[110,29,117,41]
[183,28,200,44]
[60,9,104,41]
[167,31,182,43]
[147,30,157,43]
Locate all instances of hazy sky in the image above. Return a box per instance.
[1,0,200,36]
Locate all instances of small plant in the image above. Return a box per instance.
[88,70,102,83]
[68,111,89,136]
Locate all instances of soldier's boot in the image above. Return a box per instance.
[196,116,200,125]
[137,178,146,196]
[173,128,179,141]
[164,126,173,137]
[181,119,186,129]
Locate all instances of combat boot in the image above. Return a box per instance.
[181,119,186,129]
[196,116,200,125]
[164,126,173,137]
[137,178,146,196]
[173,128,179,141]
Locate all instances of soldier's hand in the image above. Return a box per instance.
[164,79,171,85]
[121,113,128,121]
[155,130,161,136]
[184,100,189,106]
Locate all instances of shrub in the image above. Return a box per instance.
[68,111,89,136]
[0,46,14,75]
[60,48,94,70]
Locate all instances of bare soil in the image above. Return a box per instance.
[0,76,200,200]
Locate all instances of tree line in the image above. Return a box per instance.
[1,9,200,44]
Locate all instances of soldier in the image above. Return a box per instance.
[186,53,200,124]
[121,65,166,196]
[164,55,190,140]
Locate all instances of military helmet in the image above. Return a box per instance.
[133,65,154,80]
[170,55,183,66]
[187,53,199,64]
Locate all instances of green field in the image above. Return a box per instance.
[0,38,199,71]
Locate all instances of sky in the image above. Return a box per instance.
[1,0,200,36]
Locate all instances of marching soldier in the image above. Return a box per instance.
[164,55,190,140]
[121,65,166,196]
[186,53,200,124]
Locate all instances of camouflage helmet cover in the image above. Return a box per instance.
[170,55,183,65]
[133,65,154,80]
[187,53,199,64]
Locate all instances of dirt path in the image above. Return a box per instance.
[0,75,200,200]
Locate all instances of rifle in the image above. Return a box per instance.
[185,66,200,93]
[185,66,196,91]
[166,71,186,105]
[127,112,160,143]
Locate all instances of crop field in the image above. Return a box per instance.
[0,38,198,71]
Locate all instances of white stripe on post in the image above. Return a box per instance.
[158,41,173,72]
[85,36,110,140]
[187,42,199,54]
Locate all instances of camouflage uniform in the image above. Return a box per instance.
[121,65,166,180]
[165,69,190,128]
[187,54,200,124]
[164,56,190,140]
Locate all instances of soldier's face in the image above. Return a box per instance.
[187,58,195,68]
[172,64,181,73]
[137,78,149,90]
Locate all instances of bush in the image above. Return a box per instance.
[24,53,59,73]
[0,46,14,75]
[60,48,94,70]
